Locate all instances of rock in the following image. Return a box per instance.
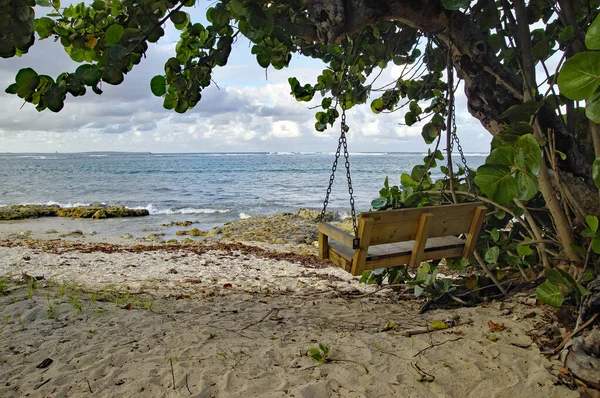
[175,230,188,236]
[89,231,97,236]
[0,204,148,220]
[188,228,206,237]
[161,220,193,227]
[204,227,222,237]
[92,209,107,219]
[121,233,134,239]
[295,208,340,222]
[60,230,84,237]
[44,229,58,234]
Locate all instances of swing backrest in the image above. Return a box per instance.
[360,202,484,245]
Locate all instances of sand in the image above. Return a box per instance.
[0,239,578,398]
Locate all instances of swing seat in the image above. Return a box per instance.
[318,202,487,276]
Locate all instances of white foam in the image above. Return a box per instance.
[239,212,252,219]
[139,204,230,215]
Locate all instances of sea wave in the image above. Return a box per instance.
[239,212,252,219]
[139,204,230,215]
[17,201,95,208]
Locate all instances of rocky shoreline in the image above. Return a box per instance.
[0,204,149,220]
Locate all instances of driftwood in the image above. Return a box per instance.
[565,330,600,390]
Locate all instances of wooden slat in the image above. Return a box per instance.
[328,246,353,273]
[364,202,484,245]
[328,236,464,275]
[328,241,354,261]
[408,213,433,268]
[366,236,464,261]
[317,222,355,248]
[361,247,464,271]
[462,206,487,258]
[351,217,375,276]
[318,232,329,259]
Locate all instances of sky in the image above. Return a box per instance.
[0,3,492,154]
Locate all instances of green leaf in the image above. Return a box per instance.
[34,17,55,39]
[421,123,440,144]
[536,282,565,307]
[490,228,500,242]
[585,14,600,50]
[485,246,500,264]
[42,84,65,112]
[586,215,598,233]
[586,88,600,123]
[592,234,600,254]
[558,52,600,101]
[76,64,101,86]
[486,147,515,167]
[105,24,124,45]
[405,112,417,126]
[515,134,542,174]
[474,164,519,204]
[441,0,470,10]
[170,11,187,25]
[577,284,592,297]
[544,268,568,288]
[516,171,538,201]
[150,75,166,96]
[15,68,38,86]
[497,100,544,123]
[516,244,534,256]
[371,98,384,114]
[371,197,388,210]
[593,157,600,190]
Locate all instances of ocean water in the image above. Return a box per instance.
[0,152,486,237]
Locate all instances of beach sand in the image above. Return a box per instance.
[0,239,578,398]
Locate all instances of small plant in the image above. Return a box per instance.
[406,263,454,299]
[144,299,153,311]
[308,343,330,363]
[70,295,83,315]
[46,294,56,319]
[16,317,26,331]
[0,277,8,295]
[3,314,11,324]
[27,277,36,299]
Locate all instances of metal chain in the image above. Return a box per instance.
[320,68,359,240]
[340,108,358,237]
[444,17,473,200]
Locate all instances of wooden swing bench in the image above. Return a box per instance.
[318,202,487,276]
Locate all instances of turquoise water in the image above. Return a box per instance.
[0,152,486,232]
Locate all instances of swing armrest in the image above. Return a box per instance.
[318,222,356,248]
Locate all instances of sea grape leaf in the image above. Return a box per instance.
[474,164,518,204]
[586,215,599,233]
[585,14,600,50]
[593,158,600,190]
[105,24,124,45]
[485,246,500,264]
[558,52,600,101]
[544,268,568,288]
[150,75,167,96]
[586,88,600,123]
[536,282,564,307]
